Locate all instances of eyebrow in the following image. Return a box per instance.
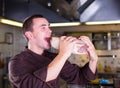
[40,24,50,27]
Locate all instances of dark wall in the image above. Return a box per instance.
[0,0,69,22]
[5,1,29,22]
[1,0,120,22]
[0,0,3,16]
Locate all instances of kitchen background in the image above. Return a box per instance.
[1,0,120,88]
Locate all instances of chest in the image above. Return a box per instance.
[23,56,51,72]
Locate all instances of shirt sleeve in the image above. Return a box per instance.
[8,58,51,88]
[60,61,97,85]
[82,62,97,80]
[33,67,47,82]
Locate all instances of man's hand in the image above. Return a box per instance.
[78,36,98,73]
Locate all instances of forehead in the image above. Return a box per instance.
[32,18,49,26]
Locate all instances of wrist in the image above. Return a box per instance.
[58,52,70,60]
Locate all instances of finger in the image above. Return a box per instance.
[60,36,67,40]
[65,36,77,42]
[79,36,94,47]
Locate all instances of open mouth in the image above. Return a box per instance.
[45,37,51,44]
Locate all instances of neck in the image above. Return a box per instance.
[28,43,44,55]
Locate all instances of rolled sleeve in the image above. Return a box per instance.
[82,63,97,80]
[34,67,47,82]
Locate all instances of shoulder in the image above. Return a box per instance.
[9,50,31,68]
[9,50,32,75]
[10,50,29,62]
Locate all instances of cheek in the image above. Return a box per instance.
[33,31,46,41]
[37,33,45,41]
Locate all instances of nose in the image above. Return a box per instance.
[48,27,52,33]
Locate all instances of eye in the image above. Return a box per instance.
[39,24,50,31]
[40,26,48,32]
[41,26,46,29]
[39,26,46,30]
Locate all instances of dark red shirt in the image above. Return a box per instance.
[9,49,97,88]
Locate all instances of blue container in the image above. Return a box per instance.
[99,79,110,84]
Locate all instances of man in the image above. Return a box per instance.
[9,14,98,88]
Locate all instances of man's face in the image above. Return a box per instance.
[30,18,52,50]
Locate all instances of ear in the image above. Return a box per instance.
[25,31,33,40]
